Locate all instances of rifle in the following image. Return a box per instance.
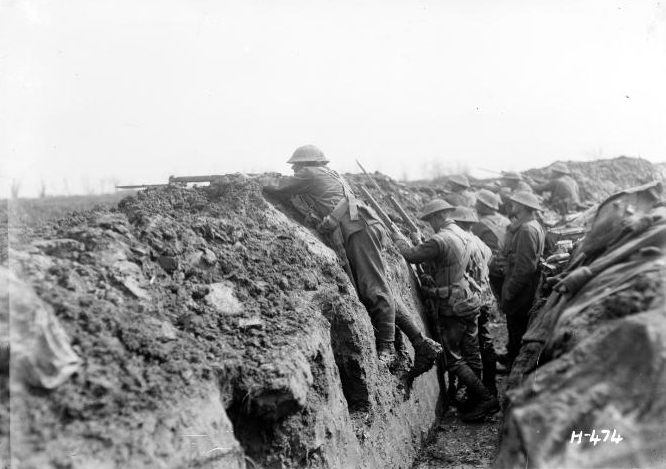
[360,178,441,356]
[360,186,401,235]
[356,160,389,200]
[356,159,423,241]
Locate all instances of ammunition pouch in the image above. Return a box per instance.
[426,280,482,316]
[316,195,360,234]
[447,280,482,315]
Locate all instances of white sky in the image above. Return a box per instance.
[1,0,666,197]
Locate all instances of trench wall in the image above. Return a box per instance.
[5,181,441,469]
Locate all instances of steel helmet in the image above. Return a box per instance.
[287,145,329,164]
[419,199,455,220]
[551,162,570,175]
[449,174,470,189]
[450,206,479,223]
[510,191,543,211]
[501,171,523,181]
[476,189,500,210]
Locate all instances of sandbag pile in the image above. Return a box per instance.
[495,182,666,468]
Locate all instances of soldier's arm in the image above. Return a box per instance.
[393,237,441,264]
[504,226,541,299]
[533,179,554,194]
[260,169,314,195]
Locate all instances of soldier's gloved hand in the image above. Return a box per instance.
[254,175,281,189]
[316,215,337,234]
[409,231,422,245]
[419,274,436,288]
[303,213,321,228]
[424,287,438,298]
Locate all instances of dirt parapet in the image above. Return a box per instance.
[526,156,666,203]
[6,177,440,468]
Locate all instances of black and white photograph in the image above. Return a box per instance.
[2,1,666,468]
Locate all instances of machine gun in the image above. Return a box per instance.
[116,174,260,189]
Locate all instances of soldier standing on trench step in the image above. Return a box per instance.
[391,199,500,422]
[258,144,441,377]
[450,206,498,398]
[495,191,545,372]
[533,162,581,216]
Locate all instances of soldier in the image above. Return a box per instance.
[472,189,511,298]
[496,191,545,370]
[445,174,477,208]
[534,162,581,215]
[450,206,498,397]
[501,171,533,193]
[498,172,533,216]
[260,145,441,376]
[391,199,499,421]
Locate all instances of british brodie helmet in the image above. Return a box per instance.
[476,189,500,210]
[419,199,455,220]
[510,191,543,211]
[287,145,329,164]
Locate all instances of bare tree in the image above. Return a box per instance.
[400,166,409,182]
[110,177,120,192]
[39,179,47,198]
[81,176,95,195]
[11,179,21,199]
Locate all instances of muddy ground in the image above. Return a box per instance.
[413,313,507,469]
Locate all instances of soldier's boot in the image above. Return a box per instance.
[496,352,510,365]
[377,340,396,368]
[456,365,500,422]
[496,351,512,375]
[408,335,443,380]
[481,350,498,397]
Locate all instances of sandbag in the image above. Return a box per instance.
[1,267,80,389]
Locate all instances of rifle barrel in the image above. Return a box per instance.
[360,187,398,233]
[356,159,388,197]
[388,195,419,233]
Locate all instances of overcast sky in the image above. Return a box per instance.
[1,0,665,197]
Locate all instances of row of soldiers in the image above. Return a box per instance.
[259,145,556,423]
[444,163,582,216]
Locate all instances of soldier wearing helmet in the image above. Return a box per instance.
[449,206,499,397]
[391,200,499,422]
[445,174,477,208]
[261,145,441,373]
[534,162,581,215]
[472,190,511,257]
[498,171,533,216]
[495,191,545,370]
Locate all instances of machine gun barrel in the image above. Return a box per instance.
[168,175,228,184]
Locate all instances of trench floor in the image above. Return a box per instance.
[412,315,508,469]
